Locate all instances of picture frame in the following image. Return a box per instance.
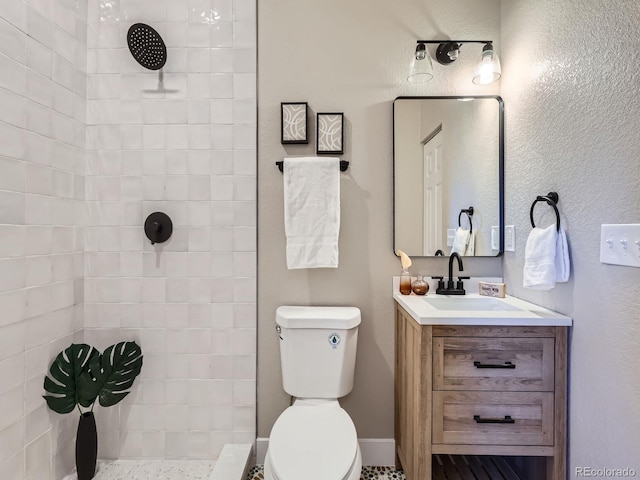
[316,112,344,155]
[281,102,308,144]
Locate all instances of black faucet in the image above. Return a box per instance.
[436,252,467,295]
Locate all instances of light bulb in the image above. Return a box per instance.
[473,43,501,85]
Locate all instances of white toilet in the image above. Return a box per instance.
[264,306,362,480]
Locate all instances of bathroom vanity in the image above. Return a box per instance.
[393,291,572,480]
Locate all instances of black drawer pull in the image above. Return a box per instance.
[474,415,515,424]
[473,361,515,369]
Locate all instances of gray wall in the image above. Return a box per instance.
[501,0,640,470]
[394,101,423,254]
[258,0,501,439]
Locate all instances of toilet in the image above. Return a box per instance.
[264,306,362,480]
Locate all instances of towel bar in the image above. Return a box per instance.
[458,206,474,233]
[530,191,560,231]
[275,160,349,173]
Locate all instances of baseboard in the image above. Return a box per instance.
[358,439,397,466]
[255,438,395,466]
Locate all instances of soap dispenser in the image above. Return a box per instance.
[397,250,412,295]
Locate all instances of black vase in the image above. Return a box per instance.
[76,412,97,480]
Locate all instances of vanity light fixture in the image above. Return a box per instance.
[409,40,501,85]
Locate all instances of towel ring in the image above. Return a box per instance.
[458,206,474,234]
[530,192,560,232]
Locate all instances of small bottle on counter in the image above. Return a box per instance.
[400,268,412,295]
[411,275,429,295]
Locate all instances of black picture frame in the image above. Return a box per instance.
[281,102,308,144]
[316,112,344,155]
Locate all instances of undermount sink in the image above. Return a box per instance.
[422,296,523,312]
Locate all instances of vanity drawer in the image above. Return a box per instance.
[433,391,554,446]
[433,337,555,391]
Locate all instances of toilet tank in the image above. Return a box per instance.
[276,306,361,399]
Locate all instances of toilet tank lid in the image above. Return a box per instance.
[276,306,361,329]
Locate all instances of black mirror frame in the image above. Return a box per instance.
[392,95,504,257]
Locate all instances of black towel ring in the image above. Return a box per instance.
[458,206,474,234]
[530,192,560,232]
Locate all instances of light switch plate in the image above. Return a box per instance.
[600,224,640,267]
[505,225,515,252]
[446,229,456,247]
[491,226,499,250]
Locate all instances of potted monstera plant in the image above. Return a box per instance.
[43,342,143,480]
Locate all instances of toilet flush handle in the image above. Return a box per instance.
[276,325,283,340]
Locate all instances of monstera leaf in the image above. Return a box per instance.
[43,341,144,414]
[43,344,100,414]
[86,341,144,407]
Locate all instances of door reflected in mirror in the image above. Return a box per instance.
[393,96,504,257]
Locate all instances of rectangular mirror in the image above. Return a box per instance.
[393,96,504,257]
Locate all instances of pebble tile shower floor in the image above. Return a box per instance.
[246,465,406,479]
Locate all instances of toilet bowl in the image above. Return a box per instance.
[264,400,362,480]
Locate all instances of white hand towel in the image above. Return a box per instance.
[465,230,476,256]
[283,157,340,269]
[451,227,470,255]
[523,224,558,290]
[555,227,570,282]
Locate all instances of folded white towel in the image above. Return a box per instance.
[451,227,470,256]
[283,157,340,269]
[555,227,570,282]
[523,224,558,290]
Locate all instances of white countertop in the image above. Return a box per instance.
[393,278,572,327]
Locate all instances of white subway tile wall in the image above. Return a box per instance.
[85,0,257,463]
[0,1,88,480]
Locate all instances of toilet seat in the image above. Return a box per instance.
[268,404,358,480]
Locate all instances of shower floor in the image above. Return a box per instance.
[90,460,217,480]
[246,465,406,479]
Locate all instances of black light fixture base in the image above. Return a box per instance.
[436,42,461,64]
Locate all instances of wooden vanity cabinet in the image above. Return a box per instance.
[395,303,568,480]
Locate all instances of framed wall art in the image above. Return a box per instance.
[281,102,308,144]
[316,112,344,155]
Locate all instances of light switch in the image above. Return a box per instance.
[505,225,515,252]
[600,224,640,267]
[446,229,456,247]
[491,226,499,250]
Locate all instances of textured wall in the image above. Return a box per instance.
[0,0,87,479]
[501,0,640,470]
[85,0,256,460]
[258,0,502,439]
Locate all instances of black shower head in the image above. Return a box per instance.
[127,23,167,71]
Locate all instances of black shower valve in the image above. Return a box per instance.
[144,212,173,245]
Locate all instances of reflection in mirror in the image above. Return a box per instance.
[393,96,503,257]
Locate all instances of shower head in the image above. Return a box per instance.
[127,23,167,71]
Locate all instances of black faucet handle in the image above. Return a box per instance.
[458,276,470,280]
[431,276,446,291]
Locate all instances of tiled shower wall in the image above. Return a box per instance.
[0,1,87,479]
[84,0,257,460]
